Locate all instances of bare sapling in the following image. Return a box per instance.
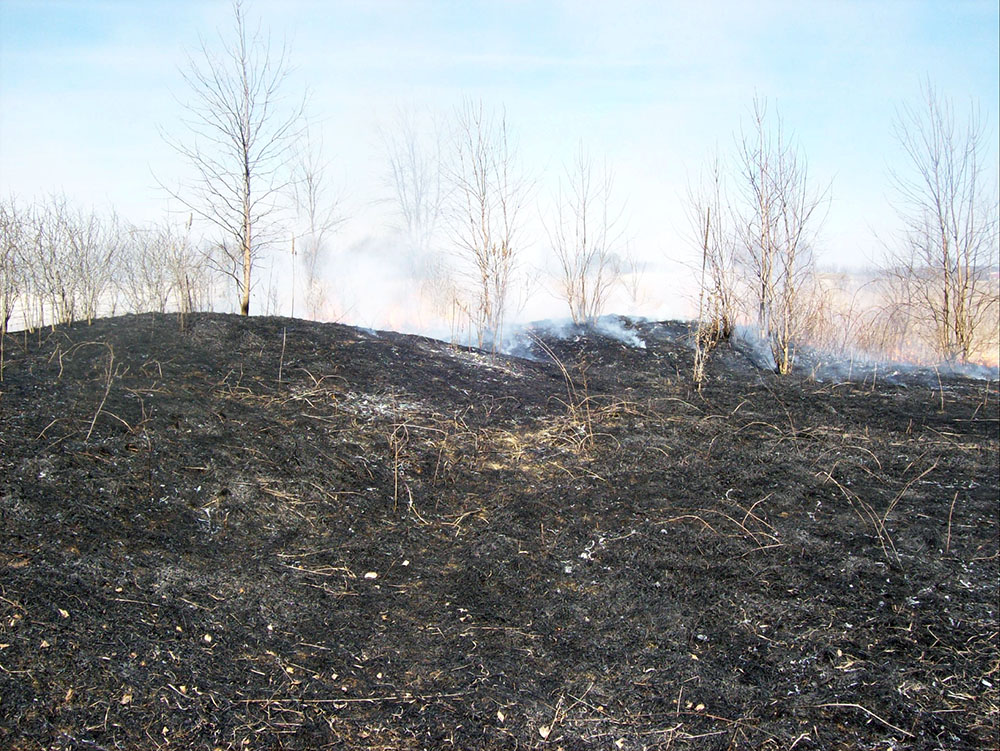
[687,152,738,386]
[446,99,529,351]
[291,127,344,319]
[734,97,827,374]
[548,143,626,325]
[887,81,999,364]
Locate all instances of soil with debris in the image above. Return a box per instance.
[0,313,997,751]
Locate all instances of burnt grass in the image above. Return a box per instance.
[0,312,997,751]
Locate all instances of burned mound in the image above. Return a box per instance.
[0,313,997,750]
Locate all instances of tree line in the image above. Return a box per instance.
[2,0,997,377]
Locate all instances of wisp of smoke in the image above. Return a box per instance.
[593,316,647,349]
[499,315,647,360]
[731,325,777,371]
[729,325,1000,384]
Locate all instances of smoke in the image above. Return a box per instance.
[302,232,452,335]
[499,315,648,360]
[703,323,1000,384]
[731,325,777,372]
[799,349,999,385]
[593,316,647,349]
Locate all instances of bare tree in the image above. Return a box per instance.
[164,0,300,316]
[619,242,648,311]
[734,98,826,374]
[380,105,446,253]
[291,128,343,319]
[548,144,626,324]
[447,99,528,350]
[888,82,999,363]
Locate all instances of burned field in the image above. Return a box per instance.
[0,313,997,750]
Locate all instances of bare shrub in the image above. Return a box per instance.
[687,152,738,385]
[18,196,121,328]
[0,197,26,378]
[1,198,24,337]
[116,218,213,324]
[72,207,123,324]
[164,218,215,326]
[119,225,175,314]
[31,196,79,326]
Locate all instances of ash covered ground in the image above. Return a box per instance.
[0,313,997,750]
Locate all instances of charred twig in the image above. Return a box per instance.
[85,343,120,442]
[881,459,938,525]
[821,466,900,566]
[807,702,914,738]
[277,326,287,384]
[944,489,959,555]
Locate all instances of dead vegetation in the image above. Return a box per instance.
[0,312,997,750]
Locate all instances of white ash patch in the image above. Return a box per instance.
[337,390,427,420]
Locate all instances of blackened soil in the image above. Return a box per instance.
[0,313,997,750]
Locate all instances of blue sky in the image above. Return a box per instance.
[1,0,997,322]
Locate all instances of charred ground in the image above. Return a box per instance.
[0,313,997,750]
